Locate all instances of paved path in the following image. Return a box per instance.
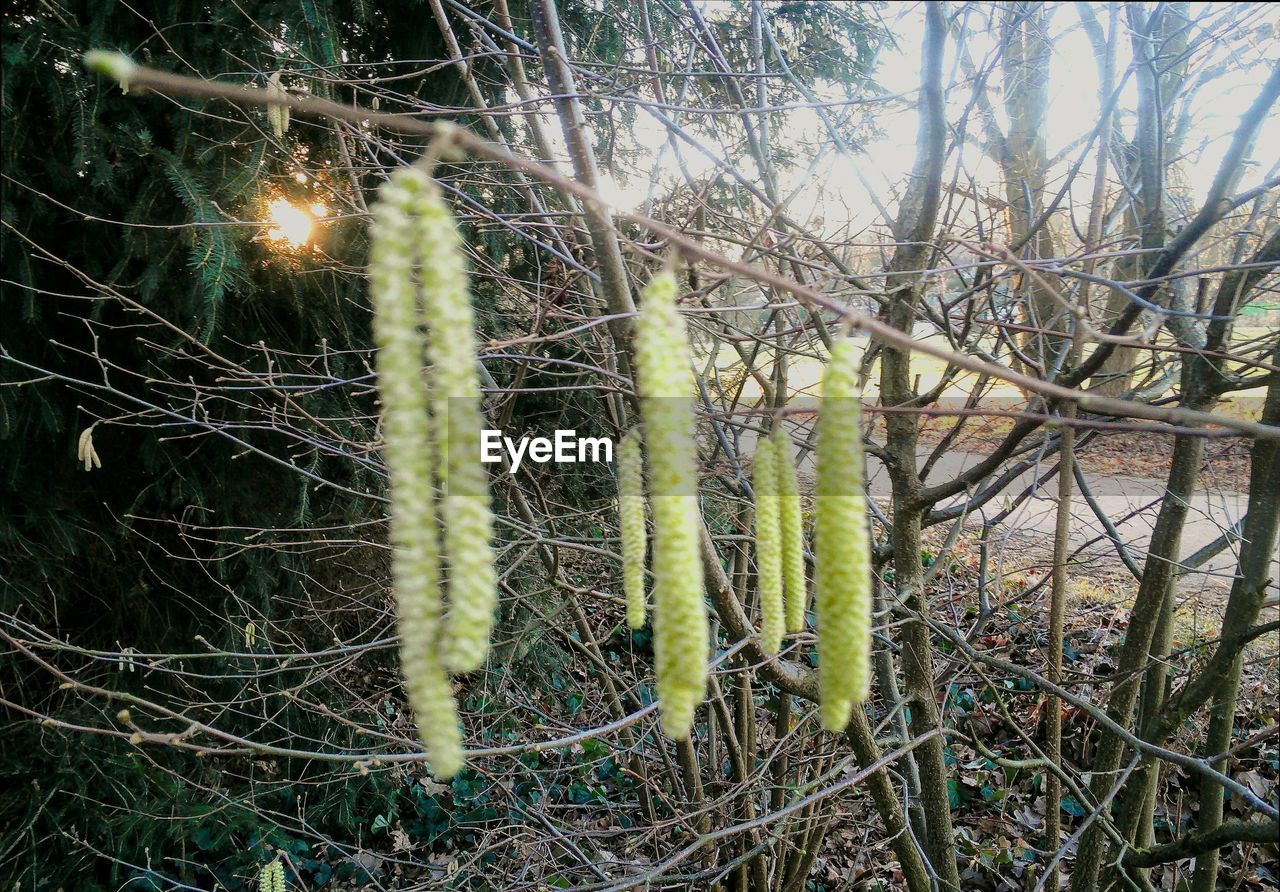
[861,445,1262,596]
[740,425,1273,599]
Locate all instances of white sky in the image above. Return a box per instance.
[581,3,1280,240]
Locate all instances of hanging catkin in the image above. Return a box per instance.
[265,71,290,139]
[618,427,647,628]
[401,170,498,675]
[772,427,807,633]
[82,50,137,94]
[370,172,463,778]
[814,338,872,731]
[633,269,707,739]
[258,861,285,892]
[753,431,784,654]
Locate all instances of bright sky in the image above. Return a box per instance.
[584,3,1280,241]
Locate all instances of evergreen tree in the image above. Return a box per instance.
[0,4,486,885]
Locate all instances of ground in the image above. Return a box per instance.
[753,409,1278,888]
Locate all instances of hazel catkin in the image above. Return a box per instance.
[400,170,498,675]
[772,427,807,633]
[265,71,290,139]
[633,269,707,739]
[753,431,784,654]
[370,172,463,778]
[618,427,647,629]
[82,50,138,94]
[258,861,285,892]
[814,338,872,731]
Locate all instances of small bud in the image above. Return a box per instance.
[116,709,132,724]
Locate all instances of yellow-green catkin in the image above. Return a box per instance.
[400,170,497,675]
[772,427,807,634]
[814,338,872,731]
[82,50,138,94]
[259,861,285,892]
[634,270,707,739]
[265,71,290,139]
[619,427,647,628]
[371,172,463,778]
[754,432,784,654]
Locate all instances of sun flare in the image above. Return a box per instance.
[265,197,322,248]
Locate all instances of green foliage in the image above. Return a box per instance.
[0,0,898,887]
[0,2,491,887]
[768,1,882,86]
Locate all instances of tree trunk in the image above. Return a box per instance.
[999,2,1061,373]
[1069,431,1205,890]
[876,6,960,887]
[1190,364,1280,892]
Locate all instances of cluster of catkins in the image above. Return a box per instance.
[371,165,872,760]
[79,47,874,758]
[620,317,872,737]
[751,425,807,656]
[258,861,286,892]
[370,166,496,779]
